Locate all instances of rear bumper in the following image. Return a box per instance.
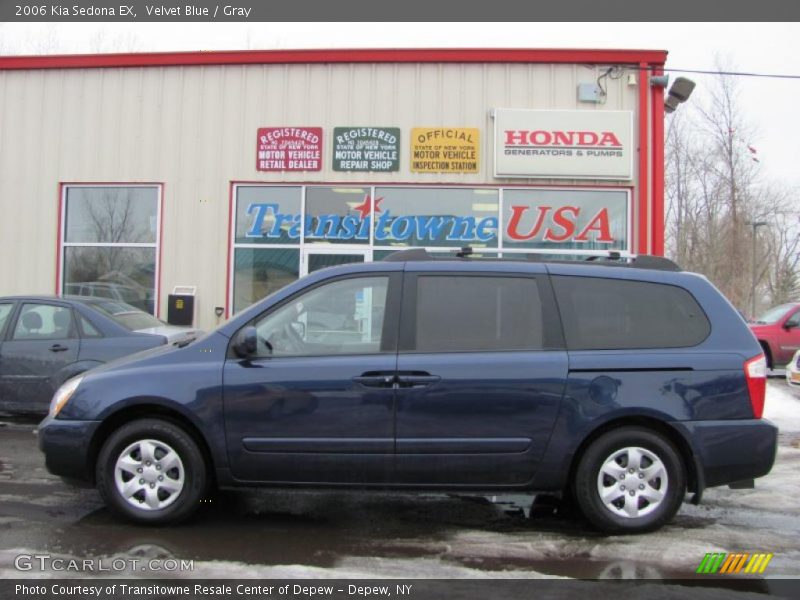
[37,415,101,484]
[672,419,778,490]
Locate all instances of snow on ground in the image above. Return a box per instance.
[2,384,798,582]
[0,548,555,579]
[764,382,800,433]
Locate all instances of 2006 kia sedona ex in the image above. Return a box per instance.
[38,250,778,533]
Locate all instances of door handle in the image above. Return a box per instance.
[49,344,69,353]
[352,373,395,388]
[396,373,441,388]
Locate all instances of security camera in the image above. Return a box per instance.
[214,306,224,318]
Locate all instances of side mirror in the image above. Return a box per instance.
[785,319,799,330]
[233,326,258,357]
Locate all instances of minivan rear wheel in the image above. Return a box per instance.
[574,427,685,534]
[96,418,206,525]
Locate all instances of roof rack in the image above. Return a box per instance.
[381,247,682,271]
[382,248,431,262]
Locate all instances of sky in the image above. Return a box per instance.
[2,22,799,187]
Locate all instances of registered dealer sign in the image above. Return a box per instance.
[493,109,633,180]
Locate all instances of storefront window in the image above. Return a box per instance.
[305,187,371,245]
[502,189,628,252]
[61,185,160,315]
[230,184,631,315]
[232,248,299,314]
[236,186,301,245]
[374,187,499,249]
[233,185,304,313]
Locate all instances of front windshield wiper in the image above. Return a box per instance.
[173,337,196,348]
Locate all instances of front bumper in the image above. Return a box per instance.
[38,415,101,484]
[672,419,778,490]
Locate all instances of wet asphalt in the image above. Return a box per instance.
[0,383,798,585]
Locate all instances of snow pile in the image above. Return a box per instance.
[764,383,800,433]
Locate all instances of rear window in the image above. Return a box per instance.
[413,275,545,352]
[89,300,163,331]
[552,276,710,350]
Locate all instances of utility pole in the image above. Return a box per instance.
[749,221,768,319]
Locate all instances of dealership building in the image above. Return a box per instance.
[0,48,668,330]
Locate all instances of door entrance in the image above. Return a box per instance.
[300,247,371,276]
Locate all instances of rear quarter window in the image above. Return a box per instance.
[552,275,710,350]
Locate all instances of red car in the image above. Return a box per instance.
[749,302,800,369]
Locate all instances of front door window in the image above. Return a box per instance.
[253,276,388,357]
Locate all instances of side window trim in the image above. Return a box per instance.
[398,271,565,354]
[76,311,104,339]
[229,272,402,359]
[0,301,19,342]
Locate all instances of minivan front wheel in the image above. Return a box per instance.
[96,419,206,524]
[574,427,685,534]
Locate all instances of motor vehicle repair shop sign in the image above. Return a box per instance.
[333,127,400,172]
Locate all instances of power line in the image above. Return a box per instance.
[648,66,800,80]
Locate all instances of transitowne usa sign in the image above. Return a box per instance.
[493,109,633,180]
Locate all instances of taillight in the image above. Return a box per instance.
[744,354,767,418]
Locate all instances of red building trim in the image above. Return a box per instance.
[156,184,165,319]
[637,62,650,255]
[225,181,235,319]
[0,48,667,71]
[651,67,666,256]
[55,184,64,294]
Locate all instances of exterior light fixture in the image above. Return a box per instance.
[664,77,696,113]
[650,75,669,88]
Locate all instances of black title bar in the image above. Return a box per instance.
[1,0,800,22]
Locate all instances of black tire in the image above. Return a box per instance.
[760,343,773,370]
[96,418,207,525]
[573,427,685,534]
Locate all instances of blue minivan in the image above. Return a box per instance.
[38,250,777,533]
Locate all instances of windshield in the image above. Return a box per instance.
[90,300,164,331]
[754,304,797,324]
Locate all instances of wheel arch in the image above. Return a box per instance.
[566,416,699,496]
[49,360,104,389]
[87,402,216,488]
[758,340,773,369]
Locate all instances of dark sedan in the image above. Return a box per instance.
[0,296,200,415]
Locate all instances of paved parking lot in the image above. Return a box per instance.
[0,383,798,584]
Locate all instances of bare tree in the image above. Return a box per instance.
[763,205,800,306]
[665,66,799,316]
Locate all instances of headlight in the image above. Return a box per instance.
[49,376,84,417]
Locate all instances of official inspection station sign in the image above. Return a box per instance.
[411,128,479,173]
[494,109,632,180]
[333,127,400,172]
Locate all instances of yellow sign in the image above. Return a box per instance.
[411,128,479,173]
